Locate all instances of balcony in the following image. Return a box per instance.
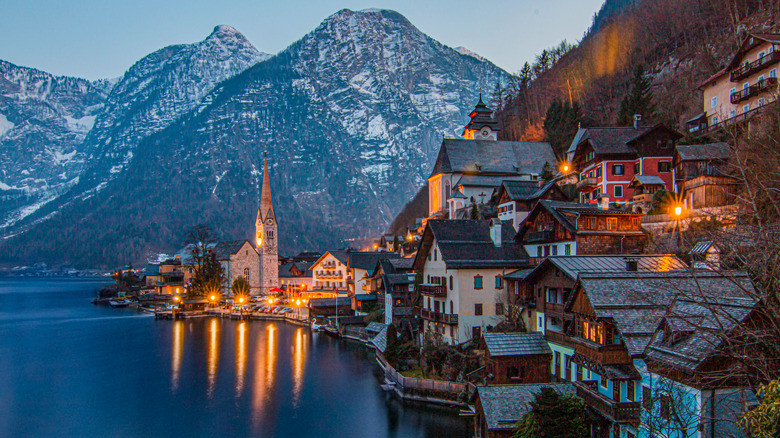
[730,77,778,103]
[575,337,632,365]
[577,177,598,190]
[316,271,343,279]
[730,51,780,81]
[420,308,459,324]
[545,329,576,348]
[575,380,640,426]
[525,230,555,243]
[417,284,446,297]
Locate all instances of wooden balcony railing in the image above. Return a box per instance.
[420,308,459,324]
[525,230,555,243]
[575,380,640,425]
[544,331,631,365]
[417,284,446,297]
[730,51,780,81]
[730,77,778,103]
[577,177,598,190]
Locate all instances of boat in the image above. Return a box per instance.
[109,299,129,308]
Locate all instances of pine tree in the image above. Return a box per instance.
[232,276,250,297]
[470,197,480,220]
[490,80,505,112]
[617,64,657,126]
[540,162,554,181]
[190,251,226,298]
[385,324,399,367]
[392,236,399,252]
[543,98,585,158]
[513,388,589,438]
[519,63,533,89]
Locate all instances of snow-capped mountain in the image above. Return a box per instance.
[1,9,509,268]
[0,25,269,231]
[0,61,112,224]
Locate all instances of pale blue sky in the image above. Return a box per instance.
[0,0,604,80]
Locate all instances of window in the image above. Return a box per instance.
[759,97,766,106]
[496,303,504,315]
[450,325,454,337]
[552,245,558,255]
[658,161,671,172]
[711,96,717,108]
[606,217,617,230]
[427,252,431,261]
[614,185,623,198]
[759,74,766,82]
[642,386,652,410]
[449,276,453,291]
[585,217,596,229]
[612,164,624,175]
[627,381,635,401]
[713,116,719,124]
[544,245,550,256]
[596,167,602,178]
[536,247,542,258]
[633,162,640,174]
[268,230,274,239]
[474,303,483,316]
[600,376,609,389]
[433,249,437,261]
[474,276,483,289]
[744,104,750,113]
[759,51,766,59]
[771,68,777,78]
[729,109,737,118]
[554,352,561,375]
[450,301,453,313]
[660,395,672,420]
[565,244,571,255]
[730,86,737,96]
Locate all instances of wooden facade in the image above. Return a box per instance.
[485,351,551,385]
[681,175,740,209]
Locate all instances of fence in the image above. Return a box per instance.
[383,361,471,396]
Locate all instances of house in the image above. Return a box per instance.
[428,97,557,217]
[560,271,756,438]
[627,174,666,214]
[144,259,193,295]
[346,251,400,298]
[307,297,354,319]
[515,200,648,264]
[278,261,313,293]
[688,33,780,133]
[482,332,552,385]
[309,250,350,298]
[209,240,260,296]
[567,124,681,204]
[494,180,568,230]
[640,278,758,438]
[673,143,739,210]
[474,383,575,438]
[689,240,721,270]
[520,255,687,385]
[413,219,529,345]
[367,257,416,325]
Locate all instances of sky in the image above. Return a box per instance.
[0,0,604,80]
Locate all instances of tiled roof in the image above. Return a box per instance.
[566,127,651,155]
[429,138,557,178]
[455,174,528,188]
[308,297,351,308]
[384,273,415,286]
[366,322,386,333]
[477,384,576,431]
[483,332,551,357]
[526,254,687,282]
[527,200,641,235]
[504,268,534,280]
[500,179,557,201]
[388,258,414,271]
[416,220,529,270]
[676,143,731,161]
[371,325,388,353]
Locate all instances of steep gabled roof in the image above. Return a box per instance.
[210,240,253,261]
[429,139,556,178]
[518,200,641,237]
[414,219,529,270]
[629,174,666,188]
[348,251,400,271]
[567,126,651,156]
[498,179,560,202]
[675,143,732,161]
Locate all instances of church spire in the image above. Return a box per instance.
[260,147,274,220]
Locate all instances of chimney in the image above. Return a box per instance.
[633,114,642,129]
[490,218,502,247]
[601,196,610,210]
[625,258,639,272]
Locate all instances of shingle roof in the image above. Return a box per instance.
[209,240,252,261]
[371,325,388,352]
[455,174,528,188]
[575,271,756,356]
[308,297,351,308]
[567,127,651,155]
[526,255,688,282]
[384,273,415,286]
[504,268,534,280]
[349,251,400,271]
[416,220,529,270]
[499,180,557,201]
[477,384,576,431]
[483,332,551,357]
[630,174,666,187]
[524,200,641,235]
[366,322,386,334]
[430,138,557,178]
[388,258,414,271]
[676,143,731,161]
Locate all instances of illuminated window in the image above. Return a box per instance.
[607,217,617,230]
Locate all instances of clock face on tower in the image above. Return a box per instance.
[481,129,489,137]
[266,219,273,225]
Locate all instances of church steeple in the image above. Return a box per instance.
[255,146,279,295]
[259,148,274,221]
[462,93,500,140]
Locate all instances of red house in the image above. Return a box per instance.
[567,124,681,205]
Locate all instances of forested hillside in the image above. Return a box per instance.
[494,0,780,147]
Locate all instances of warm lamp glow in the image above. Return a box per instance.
[296,299,301,306]
[238,297,244,304]
[562,164,570,172]
[256,237,262,247]
[268,298,273,304]
[173,295,180,302]
[674,206,682,216]
[210,295,216,301]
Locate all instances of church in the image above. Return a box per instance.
[255,148,280,295]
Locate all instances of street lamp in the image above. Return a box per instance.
[561,162,570,173]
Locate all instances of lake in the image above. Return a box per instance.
[0,278,471,437]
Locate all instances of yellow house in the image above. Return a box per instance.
[689,33,780,133]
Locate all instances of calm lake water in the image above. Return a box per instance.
[0,278,471,437]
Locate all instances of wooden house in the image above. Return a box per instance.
[474,383,575,438]
[482,332,552,385]
[673,143,740,210]
[494,180,568,230]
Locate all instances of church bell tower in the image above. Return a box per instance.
[256,148,279,295]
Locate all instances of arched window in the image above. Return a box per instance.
[444,180,451,199]
[449,275,453,290]
[244,268,250,283]
[450,301,453,314]
[434,249,437,261]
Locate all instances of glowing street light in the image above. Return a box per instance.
[173,295,180,302]
[561,163,570,173]
[296,299,301,306]
[674,205,683,217]
[210,295,216,301]
[268,298,274,304]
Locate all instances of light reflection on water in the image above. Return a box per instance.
[0,279,471,438]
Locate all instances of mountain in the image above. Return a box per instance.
[0,8,509,268]
[0,25,269,232]
[0,62,113,226]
